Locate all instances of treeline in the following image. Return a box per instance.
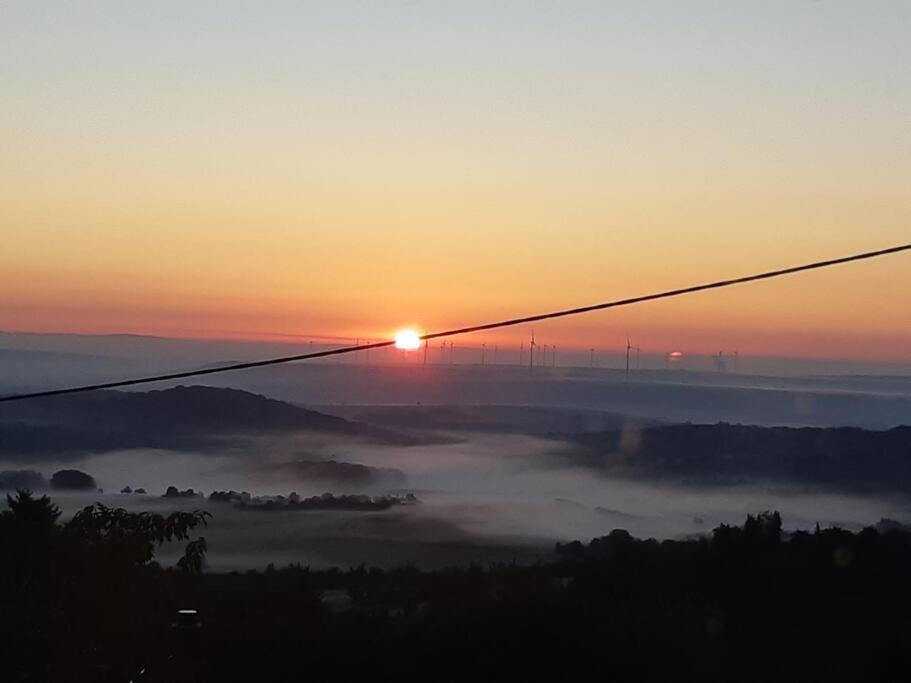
[2,494,911,681]
[212,490,418,511]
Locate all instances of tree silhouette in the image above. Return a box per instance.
[177,537,208,574]
[65,503,211,569]
[744,510,782,545]
[3,489,61,527]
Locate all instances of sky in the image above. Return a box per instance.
[1,1,909,362]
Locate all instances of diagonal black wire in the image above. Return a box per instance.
[1,242,908,403]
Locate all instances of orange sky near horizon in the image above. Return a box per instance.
[1,3,909,363]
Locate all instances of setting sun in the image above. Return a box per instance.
[394,328,422,350]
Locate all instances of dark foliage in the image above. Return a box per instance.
[5,489,60,526]
[66,502,210,567]
[0,492,209,681]
[163,486,203,499]
[3,495,911,682]
[208,489,251,504]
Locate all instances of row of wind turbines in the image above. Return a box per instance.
[343,334,737,373]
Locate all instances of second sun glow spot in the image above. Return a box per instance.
[394,328,422,350]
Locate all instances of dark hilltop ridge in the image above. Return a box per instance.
[554,422,911,494]
[0,385,419,458]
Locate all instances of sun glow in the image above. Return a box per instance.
[394,328,422,350]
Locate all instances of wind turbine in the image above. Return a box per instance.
[529,331,537,369]
[713,350,726,372]
[626,337,632,377]
[626,338,642,376]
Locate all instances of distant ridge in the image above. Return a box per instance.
[0,385,418,459]
[556,422,911,494]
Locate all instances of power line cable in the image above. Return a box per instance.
[1,242,908,403]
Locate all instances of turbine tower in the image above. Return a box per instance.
[626,337,632,377]
[713,350,726,372]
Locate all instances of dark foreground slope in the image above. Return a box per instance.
[3,494,911,682]
[0,385,417,458]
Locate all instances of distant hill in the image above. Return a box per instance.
[0,385,417,459]
[554,423,911,494]
[269,460,407,488]
[322,404,658,437]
